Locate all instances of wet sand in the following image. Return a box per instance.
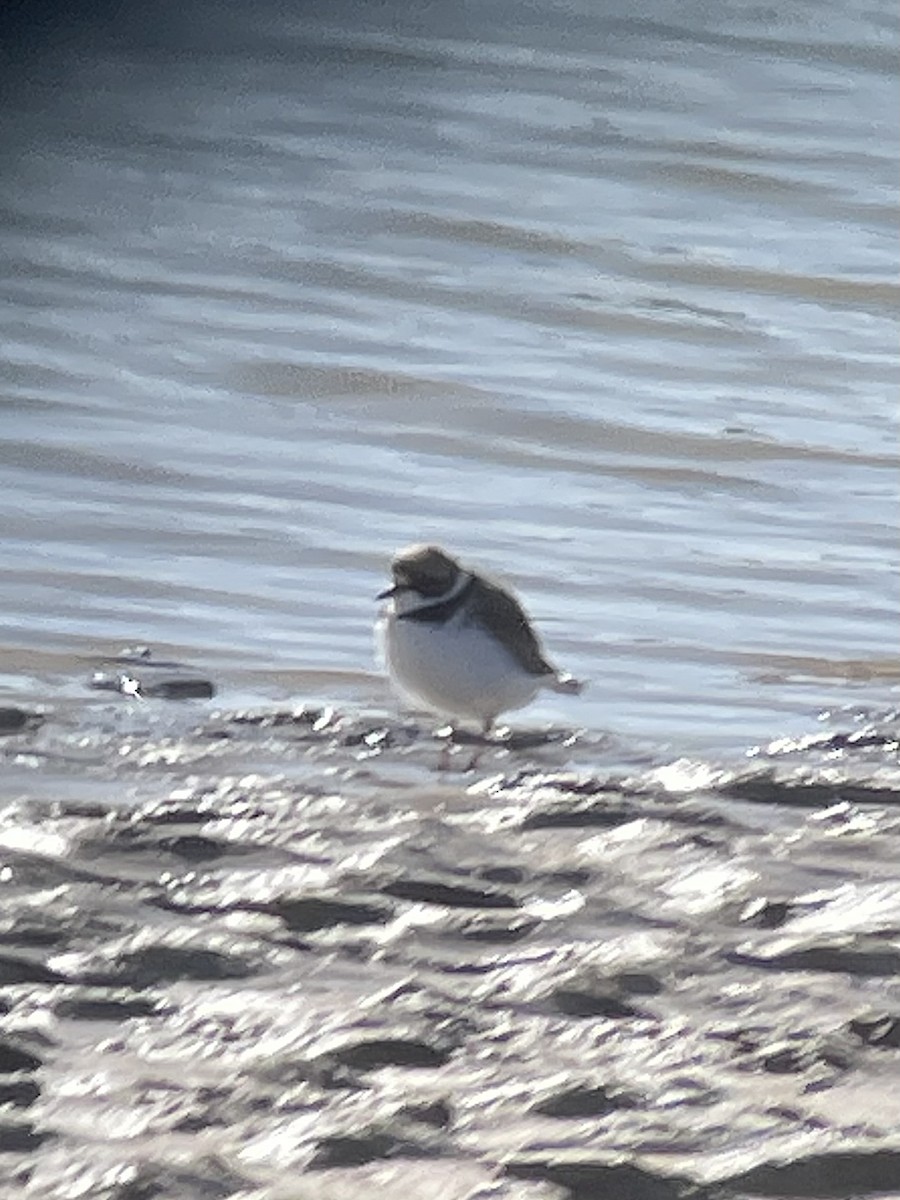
[1,687,898,1199]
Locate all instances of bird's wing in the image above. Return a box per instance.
[466,576,556,677]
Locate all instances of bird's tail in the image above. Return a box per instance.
[549,672,586,695]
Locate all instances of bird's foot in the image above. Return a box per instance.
[433,723,494,771]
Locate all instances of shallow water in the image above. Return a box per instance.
[1,0,899,1196]
[1,0,898,752]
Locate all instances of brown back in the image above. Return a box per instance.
[465,575,556,677]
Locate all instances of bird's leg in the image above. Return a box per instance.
[461,716,493,772]
[435,723,454,772]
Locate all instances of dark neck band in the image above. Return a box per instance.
[398,576,475,624]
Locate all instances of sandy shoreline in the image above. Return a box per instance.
[0,699,898,1197]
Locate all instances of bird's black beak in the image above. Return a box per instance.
[377,583,401,600]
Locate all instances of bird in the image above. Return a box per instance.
[376,543,583,737]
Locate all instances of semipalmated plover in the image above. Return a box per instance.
[377,544,583,735]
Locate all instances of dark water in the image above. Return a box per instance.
[1,0,899,1195]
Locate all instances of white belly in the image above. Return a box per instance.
[378,611,543,724]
